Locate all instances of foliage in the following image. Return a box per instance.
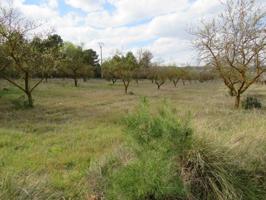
[137,49,153,68]
[105,99,192,199]
[102,52,139,93]
[167,67,182,87]
[242,96,262,110]
[0,6,63,107]
[83,49,100,78]
[148,67,169,89]
[124,99,192,153]
[106,152,185,200]
[102,58,119,84]
[31,34,63,80]
[198,69,216,83]
[106,99,266,200]
[61,42,94,86]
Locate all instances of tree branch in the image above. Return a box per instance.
[3,76,26,92]
[30,78,44,92]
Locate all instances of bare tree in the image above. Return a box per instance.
[137,49,153,68]
[194,0,266,108]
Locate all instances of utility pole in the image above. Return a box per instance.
[98,42,104,65]
[98,42,104,78]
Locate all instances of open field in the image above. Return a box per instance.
[0,79,266,199]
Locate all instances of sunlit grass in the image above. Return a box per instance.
[0,79,265,199]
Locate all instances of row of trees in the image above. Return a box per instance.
[102,51,216,93]
[101,0,266,109]
[1,0,266,109]
[60,42,99,87]
[102,0,260,108]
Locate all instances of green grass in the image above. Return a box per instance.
[0,79,266,199]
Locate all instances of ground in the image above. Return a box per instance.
[0,79,265,199]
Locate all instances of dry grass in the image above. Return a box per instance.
[0,79,265,199]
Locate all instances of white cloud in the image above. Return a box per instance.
[2,0,264,65]
[45,0,59,9]
[64,0,105,12]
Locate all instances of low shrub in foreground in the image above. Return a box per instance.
[124,98,192,155]
[242,96,262,110]
[103,99,266,200]
[105,99,191,200]
[106,152,185,200]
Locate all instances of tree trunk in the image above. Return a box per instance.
[125,84,128,94]
[26,91,33,107]
[45,76,48,83]
[123,80,129,94]
[182,80,185,85]
[74,77,78,87]
[155,80,164,90]
[173,80,178,87]
[24,72,33,107]
[235,94,241,109]
[112,79,117,85]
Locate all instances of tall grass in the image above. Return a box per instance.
[0,173,63,200]
[1,80,266,199]
[102,99,266,200]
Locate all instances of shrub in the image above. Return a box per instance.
[87,146,135,199]
[181,140,266,200]
[124,98,192,155]
[106,152,185,200]
[181,141,240,200]
[242,96,262,110]
[105,99,192,200]
[103,99,266,200]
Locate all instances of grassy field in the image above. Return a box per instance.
[0,79,266,199]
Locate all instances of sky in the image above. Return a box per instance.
[1,0,265,65]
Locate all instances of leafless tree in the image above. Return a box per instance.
[194,0,266,108]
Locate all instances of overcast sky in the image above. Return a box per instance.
[2,0,265,65]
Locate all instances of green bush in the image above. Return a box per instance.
[105,99,192,200]
[103,99,266,200]
[124,98,192,155]
[106,152,185,200]
[242,96,262,109]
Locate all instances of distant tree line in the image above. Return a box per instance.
[102,50,218,93]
